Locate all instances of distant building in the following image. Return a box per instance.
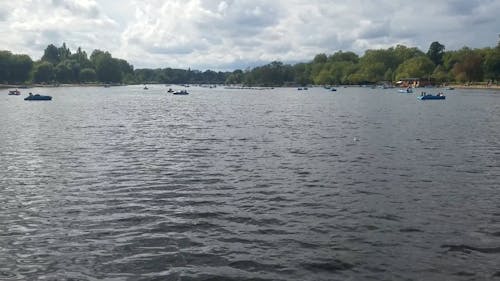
[396,78,434,88]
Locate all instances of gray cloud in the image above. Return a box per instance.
[193,1,282,40]
[51,0,100,18]
[0,8,7,21]
[445,0,482,15]
[147,46,193,55]
[41,30,63,44]
[358,20,391,40]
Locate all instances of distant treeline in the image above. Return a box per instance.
[0,43,134,85]
[1,40,499,86]
[229,40,500,86]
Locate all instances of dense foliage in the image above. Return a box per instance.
[227,41,500,86]
[0,51,33,83]
[1,40,499,86]
[134,68,227,84]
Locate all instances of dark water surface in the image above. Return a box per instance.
[1,86,499,280]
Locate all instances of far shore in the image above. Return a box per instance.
[447,84,500,90]
[2,83,500,91]
[0,83,123,89]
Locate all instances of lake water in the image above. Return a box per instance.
[1,85,499,280]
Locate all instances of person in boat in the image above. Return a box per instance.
[29,92,33,96]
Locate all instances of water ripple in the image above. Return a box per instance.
[1,86,499,280]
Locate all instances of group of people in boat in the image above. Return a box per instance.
[420,91,444,97]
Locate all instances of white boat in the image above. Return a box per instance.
[8,89,20,95]
[398,88,413,93]
[173,90,189,95]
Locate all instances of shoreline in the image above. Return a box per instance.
[449,85,500,90]
[2,83,500,91]
[0,83,122,89]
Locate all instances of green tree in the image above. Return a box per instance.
[134,68,156,83]
[431,65,449,84]
[225,69,244,84]
[117,59,134,76]
[393,45,424,65]
[10,54,33,83]
[293,63,311,85]
[355,49,397,83]
[69,47,92,69]
[92,51,122,83]
[442,47,472,72]
[395,56,435,81]
[55,62,72,83]
[328,51,359,63]
[313,53,328,64]
[90,49,105,67]
[79,68,97,82]
[0,50,12,83]
[384,68,394,82]
[58,43,71,61]
[314,68,332,85]
[483,47,500,81]
[68,60,81,82]
[310,52,360,85]
[54,59,81,83]
[324,61,356,84]
[340,63,359,84]
[347,72,365,84]
[355,60,385,83]
[310,62,325,83]
[122,73,136,84]
[240,61,295,86]
[427,41,446,66]
[32,61,54,83]
[452,50,483,82]
[41,44,60,64]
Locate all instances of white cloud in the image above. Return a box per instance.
[1,0,499,70]
[0,0,119,59]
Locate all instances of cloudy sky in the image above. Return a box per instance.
[1,0,499,70]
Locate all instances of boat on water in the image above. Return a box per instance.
[398,88,413,93]
[331,88,337,91]
[173,90,189,95]
[418,93,445,100]
[24,93,52,101]
[167,88,174,93]
[8,89,21,95]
